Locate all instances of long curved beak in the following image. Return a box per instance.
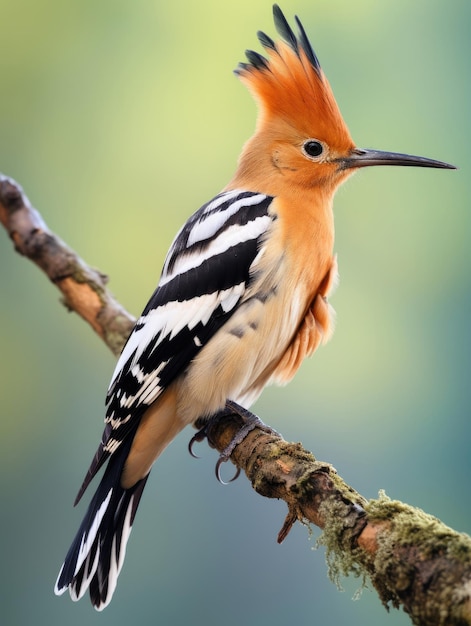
[341,148,456,170]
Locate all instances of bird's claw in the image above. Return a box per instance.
[215,455,241,484]
[188,425,208,459]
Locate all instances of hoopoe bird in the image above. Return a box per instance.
[54,5,455,610]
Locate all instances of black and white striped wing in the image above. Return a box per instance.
[103,189,275,454]
[58,190,276,606]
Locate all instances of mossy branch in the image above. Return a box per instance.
[2,173,471,626]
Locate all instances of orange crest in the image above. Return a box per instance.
[235,5,353,151]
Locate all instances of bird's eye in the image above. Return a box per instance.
[303,140,324,159]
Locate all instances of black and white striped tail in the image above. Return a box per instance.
[54,441,148,611]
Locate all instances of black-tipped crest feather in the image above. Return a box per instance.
[234,62,250,76]
[273,4,299,53]
[245,49,270,71]
[257,30,276,51]
[294,15,322,75]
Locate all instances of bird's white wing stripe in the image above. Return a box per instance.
[138,284,245,347]
[160,189,243,278]
[187,193,268,247]
[138,376,163,406]
[221,289,243,313]
[199,188,243,217]
[160,215,272,286]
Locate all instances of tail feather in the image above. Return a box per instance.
[54,441,149,610]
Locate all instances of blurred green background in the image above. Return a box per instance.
[0,1,469,624]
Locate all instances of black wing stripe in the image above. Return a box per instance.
[143,237,261,311]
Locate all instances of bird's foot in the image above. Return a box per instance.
[188,400,280,484]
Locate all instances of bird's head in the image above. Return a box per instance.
[231,5,455,197]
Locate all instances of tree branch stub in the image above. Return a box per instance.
[0,175,135,355]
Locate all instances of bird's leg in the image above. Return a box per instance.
[216,400,280,483]
[188,400,280,484]
[221,400,280,456]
